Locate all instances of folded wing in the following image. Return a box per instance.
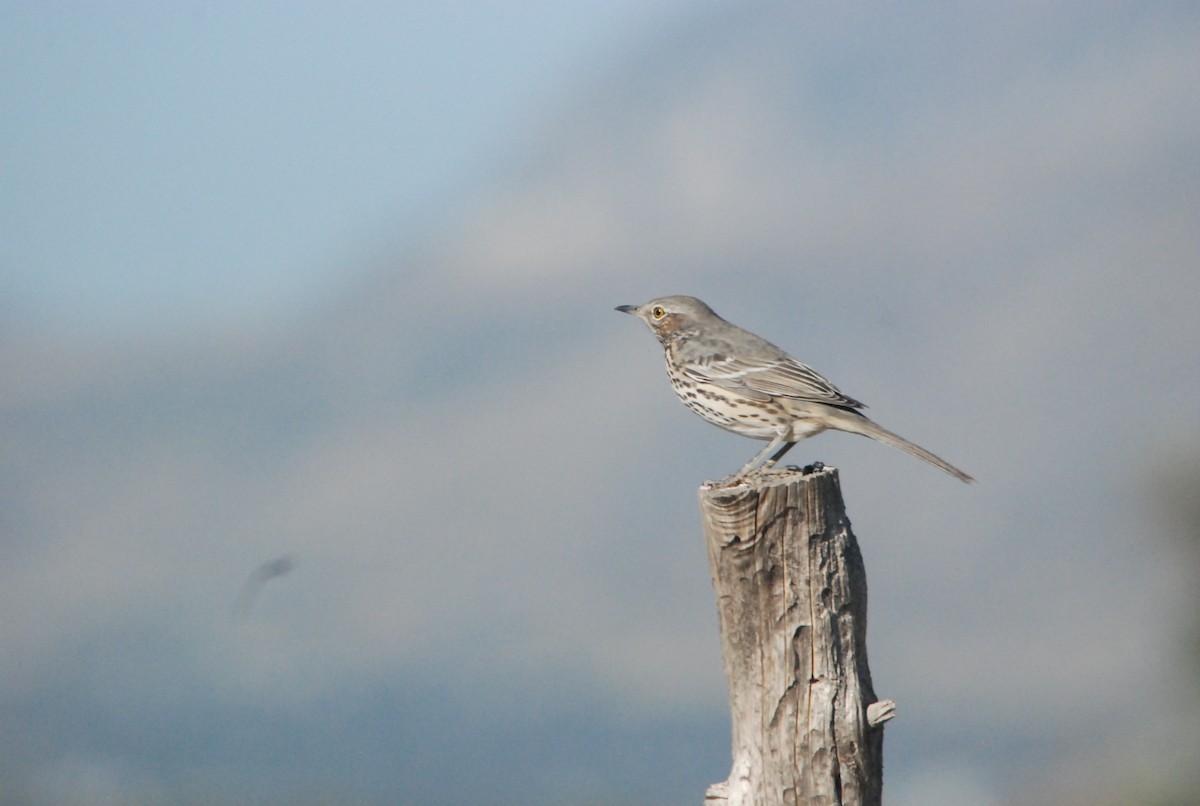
[683,354,865,410]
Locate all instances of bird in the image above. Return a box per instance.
[616,295,972,484]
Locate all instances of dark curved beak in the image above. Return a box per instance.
[615,305,638,314]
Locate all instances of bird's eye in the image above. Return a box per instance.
[652,306,666,319]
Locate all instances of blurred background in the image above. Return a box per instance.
[3,2,1199,804]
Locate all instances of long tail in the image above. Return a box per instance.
[827,410,974,483]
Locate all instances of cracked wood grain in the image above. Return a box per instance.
[700,468,893,806]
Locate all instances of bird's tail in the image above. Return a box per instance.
[827,410,974,483]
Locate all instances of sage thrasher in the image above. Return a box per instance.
[617,295,973,483]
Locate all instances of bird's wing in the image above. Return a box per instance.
[685,354,865,409]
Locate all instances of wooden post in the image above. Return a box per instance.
[700,466,895,806]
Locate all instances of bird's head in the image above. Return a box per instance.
[615,295,716,344]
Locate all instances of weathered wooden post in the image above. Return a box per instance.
[700,466,895,806]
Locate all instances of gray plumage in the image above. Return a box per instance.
[617,295,973,483]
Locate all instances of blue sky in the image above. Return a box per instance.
[3,3,1200,805]
[1,1,696,334]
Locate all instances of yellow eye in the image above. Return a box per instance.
[652,306,666,319]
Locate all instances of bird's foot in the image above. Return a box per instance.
[713,460,826,488]
[713,473,749,488]
[760,460,824,477]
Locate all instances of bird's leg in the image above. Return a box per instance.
[730,432,792,480]
[761,440,796,471]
